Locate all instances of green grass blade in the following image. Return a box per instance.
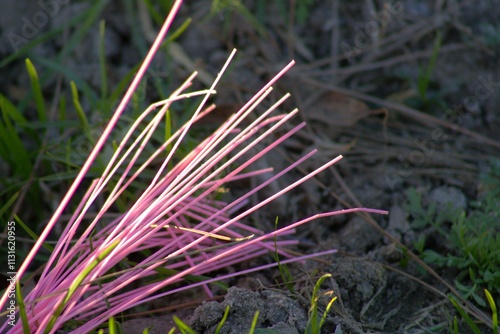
[99,20,108,100]
[44,150,80,169]
[107,65,138,110]
[484,289,498,332]
[0,192,19,219]
[25,58,47,122]
[0,93,28,124]
[70,81,90,134]
[64,240,120,305]
[16,280,30,334]
[248,310,260,334]
[88,235,112,310]
[215,305,230,334]
[306,273,332,334]
[172,316,196,334]
[164,109,172,156]
[141,0,164,25]
[39,170,81,182]
[14,214,53,253]
[45,239,120,332]
[108,316,121,334]
[319,295,337,329]
[0,95,33,177]
[449,295,481,334]
[417,31,442,101]
[162,18,192,46]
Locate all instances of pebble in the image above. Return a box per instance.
[428,186,467,212]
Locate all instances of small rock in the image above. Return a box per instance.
[386,205,414,244]
[329,257,387,315]
[427,186,467,212]
[339,216,382,254]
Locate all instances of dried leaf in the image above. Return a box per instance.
[306,91,375,127]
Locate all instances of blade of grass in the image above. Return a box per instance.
[162,17,192,46]
[484,289,498,333]
[417,31,442,101]
[319,294,337,330]
[248,310,260,334]
[164,108,173,157]
[449,295,482,334]
[45,239,120,332]
[108,316,121,334]
[215,305,230,334]
[172,316,196,334]
[0,96,33,177]
[0,94,28,124]
[25,59,47,122]
[70,81,90,135]
[306,273,332,334]
[141,0,165,25]
[0,192,19,219]
[99,20,109,101]
[16,280,30,334]
[14,214,53,253]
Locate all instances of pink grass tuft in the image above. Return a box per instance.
[0,1,388,332]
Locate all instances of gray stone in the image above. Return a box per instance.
[428,186,467,212]
[189,287,307,334]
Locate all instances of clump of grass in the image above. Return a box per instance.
[305,273,337,334]
[405,160,500,309]
[0,2,387,332]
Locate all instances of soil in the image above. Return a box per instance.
[1,1,499,333]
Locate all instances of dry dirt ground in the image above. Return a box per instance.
[1,1,499,333]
